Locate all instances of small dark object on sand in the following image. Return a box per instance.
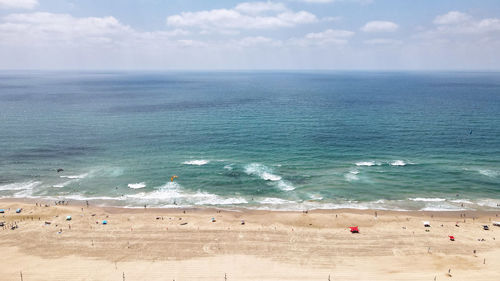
[45,221,51,225]
[483,225,489,230]
[0,222,4,227]
[180,222,188,225]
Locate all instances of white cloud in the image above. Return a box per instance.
[361,21,398,32]
[425,11,500,35]
[291,28,354,46]
[299,0,373,4]
[0,12,191,48]
[434,11,471,25]
[0,0,37,9]
[234,1,287,15]
[166,3,317,31]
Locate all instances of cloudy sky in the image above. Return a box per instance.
[1,0,500,70]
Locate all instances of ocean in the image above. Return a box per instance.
[0,71,499,211]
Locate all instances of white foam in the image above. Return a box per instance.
[261,172,281,181]
[195,195,248,205]
[309,194,323,200]
[244,163,295,191]
[245,163,279,181]
[223,165,233,171]
[128,182,146,189]
[390,160,407,166]
[356,161,379,166]
[53,180,74,188]
[345,170,360,181]
[409,198,446,202]
[259,197,296,205]
[183,160,210,166]
[478,169,498,178]
[476,199,500,208]
[0,181,41,191]
[60,173,88,179]
[450,199,473,204]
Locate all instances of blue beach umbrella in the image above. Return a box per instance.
[0,209,4,213]
[102,220,107,225]
[66,216,72,221]
[16,208,21,213]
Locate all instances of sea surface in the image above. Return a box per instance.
[1,71,499,211]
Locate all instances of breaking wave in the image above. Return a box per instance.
[60,173,88,179]
[183,160,210,166]
[0,181,41,191]
[356,161,380,166]
[128,182,146,189]
[244,163,294,191]
[390,160,407,166]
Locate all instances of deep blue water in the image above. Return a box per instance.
[1,71,499,210]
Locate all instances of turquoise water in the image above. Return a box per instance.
[1,71,499,210]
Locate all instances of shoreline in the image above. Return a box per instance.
[1,198,499,280]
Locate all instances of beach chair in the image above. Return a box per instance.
[349,226,359,233]
[449,236,455,241]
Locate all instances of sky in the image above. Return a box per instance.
[1,0,500,70]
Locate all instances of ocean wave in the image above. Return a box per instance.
[0,181,41,191]
[183,160,210,166]
[60,173,88,179]
[244,163,295,191]
[390,160,407,166]
[309,194,323,200]
[245,163,280,181]
[475,199,500,208]
[128,182,146,189]
[409,198,446,202]
[419,206,467,211]
[355,161,380,166]
[478,169,499,178]
[53,180,75,188]
[125,182,247,206]
[223,165,233,171]
[345,170,360,181]
[259,197,296,205]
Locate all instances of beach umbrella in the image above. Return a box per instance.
[102,220,107,225]
[16,208,21,213]
[349,226,359,233]
[0,209,4,213]
[66,216,72,221]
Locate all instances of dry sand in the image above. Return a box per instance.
[1,199,499,280]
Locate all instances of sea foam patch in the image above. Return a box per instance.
[183,160,210,166]
[60,173,88,179]
[244,163,295,190]
[128,182,146,189]
[0,181,41,191]
[390,160,407,166]
[356,161,380,166]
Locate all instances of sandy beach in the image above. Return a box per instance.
[0,199,499,281]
